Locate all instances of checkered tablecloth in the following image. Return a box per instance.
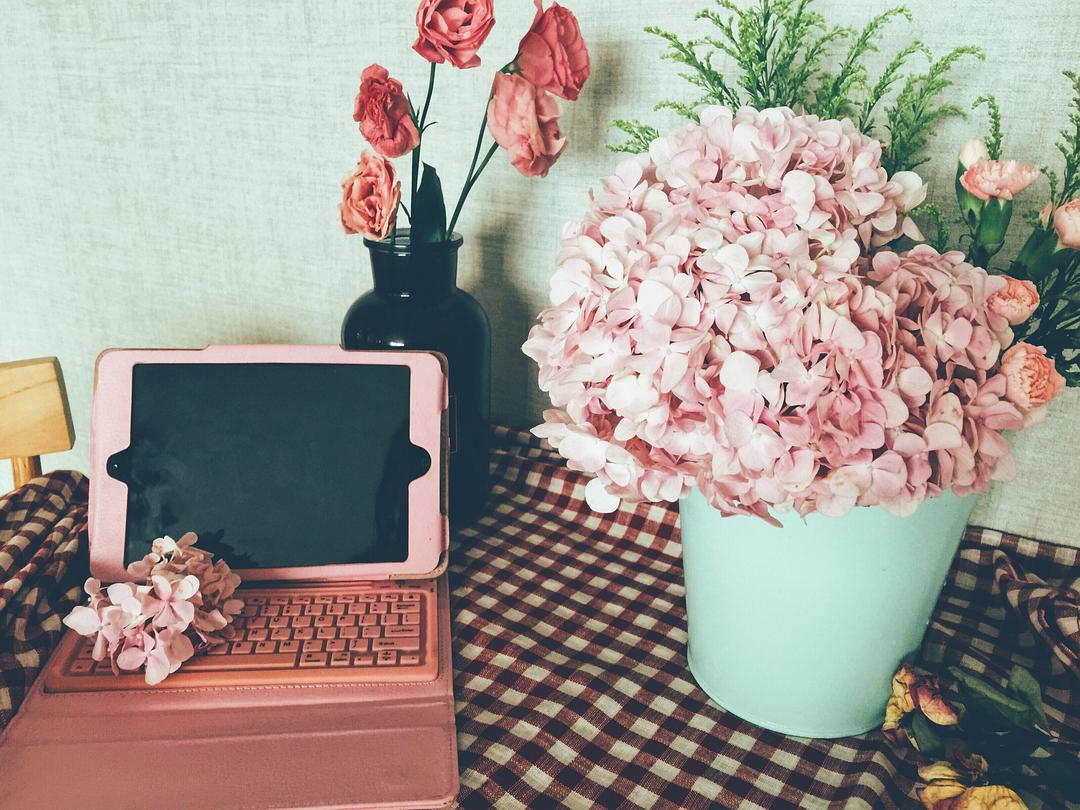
[2,428,1078,808]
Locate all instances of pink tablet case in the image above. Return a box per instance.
[0,346,460,809]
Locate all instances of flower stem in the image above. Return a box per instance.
[448,104,496,236]
[410,63,437,223]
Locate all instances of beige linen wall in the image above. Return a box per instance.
[2,1,1078,497]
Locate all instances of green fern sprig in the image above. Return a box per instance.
[607,120,660,154]
[973,95,1003,159]
[857,41,931,135]
[908,203,950,252]
[815,6,911,121]
[645,24,741,109]
[1054,69,1080,205]
[882,45,985,174]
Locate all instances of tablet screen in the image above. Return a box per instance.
[116,362,420,569]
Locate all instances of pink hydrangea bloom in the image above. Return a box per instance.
[524,106,1058,522]
[63,533,243,685]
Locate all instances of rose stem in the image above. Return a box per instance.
[410,62,437,237]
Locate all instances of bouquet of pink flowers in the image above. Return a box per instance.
[63,533,243,685]
[524,106,1065,522]
[340,0,590,245]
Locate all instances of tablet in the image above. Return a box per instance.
[88,346,448,583]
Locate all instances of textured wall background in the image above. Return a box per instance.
[2,0,1078,515]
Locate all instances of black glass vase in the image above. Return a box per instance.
[341,230,491,525]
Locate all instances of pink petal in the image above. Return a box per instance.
[63,606,101,636]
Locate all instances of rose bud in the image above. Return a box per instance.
[1054,198,1080,248]
[353,65,420,158]
[987,276,1040,325]
[516,0,591,101]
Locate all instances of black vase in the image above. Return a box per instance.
[341,230,491,525]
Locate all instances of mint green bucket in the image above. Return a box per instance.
[678,488,975,738]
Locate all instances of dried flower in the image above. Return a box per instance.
[353,64,420,158]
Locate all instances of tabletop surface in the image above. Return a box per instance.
[1,426,1078,808]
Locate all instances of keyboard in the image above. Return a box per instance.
[45,581,439,692]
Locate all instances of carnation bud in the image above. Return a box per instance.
[958,139,989,169]
[1053,199,1080,248]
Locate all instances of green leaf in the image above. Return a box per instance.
[949,667,1035,730]
[910,713,945,757]
[1006,665,1051,731]
[1028,752,1080,788]
[411,162,446,244]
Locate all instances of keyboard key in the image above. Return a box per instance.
[316,627,337,640]
[336,614,357,627]
[247,617,268,629]
[282,605,302,616]
[325,639,346,652]
[246,628,269,642]
[393,602,420,613]
[382,593,400,602]
[330,652,351,667]
[303,604,323,616]
[351,654,374,666]
[348,639,370,653]
[326,603,345,616]
[314,615,334,628]
[241,606,259,618]
[376,651,398,666]
[299,652,328,667]
[255,641,278,655]
[270,629,292,641]
[279,641,300,654]
[370,603,388,615]
[358,615,378,626]
[302,639,326,652]
[231,642,254,655]
[379,614,400,626]
[294,627,314,640]
[385,625,420,637]
[339,626,359,639]
[260,605,281,617]
[208,643,230,655]
[401,593,421,602]
[290,595,312,604]
[293,616,313,627]
[246,596,267,605]
[268,616,290,629]
[183,651,300,671]
[361,627,381,638]
[335,595,356,603]
[402,613,420,625]
[357,594,378,603]
[314,595,334,604]
[347,603,366,615]
[269,596,289,606]
[399,654,421,665]
[373,637,421,652]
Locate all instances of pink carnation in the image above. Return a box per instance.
[524,107,1039,521]
[959,160,1039,201]
[487,72,567,177]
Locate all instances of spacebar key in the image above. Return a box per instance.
[182,653,299,671]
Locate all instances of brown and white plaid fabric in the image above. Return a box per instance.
[0,433,1076,808]
[0,471,87,728]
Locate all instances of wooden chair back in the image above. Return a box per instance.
[0,357,75,489]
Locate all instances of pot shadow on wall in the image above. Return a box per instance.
[470,38,627,430]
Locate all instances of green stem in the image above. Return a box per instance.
[448,143,498,236]
[448,103,494,235]
[410,63,437,221]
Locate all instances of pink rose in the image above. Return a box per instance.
[413,0,495,70]
[487,72,566,178]
[353,65,419,159]
[987,275,1040,325]
[998,342,1066,417]
[959,159,1039,201]
[516,0,590,101]
[339,153,400,239]
[1054,199,1080,248]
